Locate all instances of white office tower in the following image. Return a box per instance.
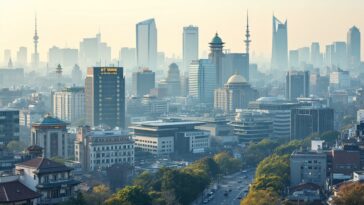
[183,25,199,73]
[136,19,157,69]
[189,59,216,103]
[52,87,85,123]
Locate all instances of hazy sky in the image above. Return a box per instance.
[0,0,363,62]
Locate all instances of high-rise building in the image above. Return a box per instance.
[16,47,28,67]
[183,25,199,73]
[79,33,111,68]
[85,67,125,129]
[289,50,299,69]
[222,53,250,83]
[163,63,181,97]
[3,49,11,66]
[30,115,69,158]
[52,87,85,124]
[189,59,216,103]
[136,19,157,69]
[214,74,258,113]
[329,68,350,89]
[132,69,155,97]
[291,106,334,139]
[298,47,310,65]
[271,16,288,70]
[331,42,347,69]
[208,33,225,87]
[286,71,310,101]
[31,15,39,69]
[71,64,83,86]
[119,47,137,69]
[325,44,335,66]
[310,42,321,68]
[0,108,19,145]
[347,26,361,68]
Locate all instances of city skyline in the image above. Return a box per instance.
[0,0,363,62]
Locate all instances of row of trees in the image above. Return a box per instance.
[62,152,241,205]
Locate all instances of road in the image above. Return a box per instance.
[193,168,255,205]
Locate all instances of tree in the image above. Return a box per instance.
[61,192,87,205]
[6,140,26,153]
[84,184,111,205]
[255,154,290,186]
[213,152,242,174]
[242,139,281,166]
[241,190,281,205]
[104,186,152,205]
[250,175,285,193]
[332,182,364,205]
[274,140,302,155]
[106,164,133,191]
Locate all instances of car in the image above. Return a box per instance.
[237,196,242,200]
[224,192,228,197]
[203,199,209,204]
[238,180,242,183]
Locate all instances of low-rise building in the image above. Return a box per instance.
[74,126,134,171]
[290,150,327,187]
[130,121,210,155]
[15,157,80,204]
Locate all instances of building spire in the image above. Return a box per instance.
[244,10,251,54]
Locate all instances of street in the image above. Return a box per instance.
[193,168,255,205]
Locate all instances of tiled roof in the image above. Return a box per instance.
[0,180,41,202]
[16,157,72,174]
[33,115,67,126]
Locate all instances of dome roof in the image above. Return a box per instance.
[227,74,247,84]
[210,33,223,44]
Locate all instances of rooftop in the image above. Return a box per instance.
[132,120,205,127]
[227,74,247,84]
[32,115,67,126]
[16,157,72,174]
[0,180,41,203]
[210,33,224,45]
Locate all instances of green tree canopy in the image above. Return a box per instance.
[240,190,281,205]
[104,186,152,205]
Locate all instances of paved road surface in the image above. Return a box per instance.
[193,168,255,205]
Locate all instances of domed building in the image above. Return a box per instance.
[214,74,259,113]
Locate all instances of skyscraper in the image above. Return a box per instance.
[31,15,40,69]
[189,59,216,103]
[271,16,288,71]
[79,33,111,68]
[208,33,224,87]
[310,42,321,68]
[136,19,157,69]
[347,26,361,68]
[3,49,11,66]
[132,69,155,97]
[286,71,310,101]
[85,67,125,129]
[119,47,137,69]
[333,42,347,69]
[16,47,28,67]
[183,25,199,73]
